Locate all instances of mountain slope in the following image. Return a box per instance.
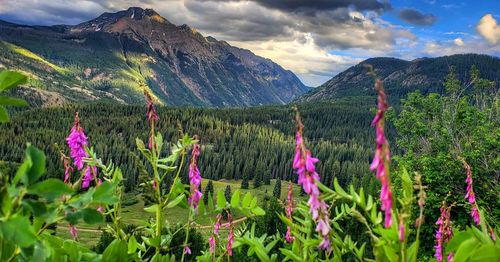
[297,54,500,103]
[0,7,309,107]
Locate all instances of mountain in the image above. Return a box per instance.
[0,7,309,107]
[297,54,500,104]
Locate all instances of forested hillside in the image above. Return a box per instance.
[0,101,379,193]
[297,54,500,105]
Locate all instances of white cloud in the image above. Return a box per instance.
[454,38,464,46]
[476,14,500,45]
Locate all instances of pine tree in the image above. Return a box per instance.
[241,174,249,189]
[203,180,214,204]
[273,178,281,198]
[224,185,231,202]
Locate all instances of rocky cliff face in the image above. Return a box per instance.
[0,7,309,107]
[297,54,500,104]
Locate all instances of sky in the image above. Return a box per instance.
[0,0,499,86]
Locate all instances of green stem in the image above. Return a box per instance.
[162,151,186,207]
[181,208,193,262]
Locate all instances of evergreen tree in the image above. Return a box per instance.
[224,185,231,202]
[273,178,281,198]
[203,180,214,204]
[240,174,249,189]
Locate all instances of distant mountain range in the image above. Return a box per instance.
[0,7,309,107]
[297,54,500,104]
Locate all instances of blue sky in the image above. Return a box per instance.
[0,0,499,86]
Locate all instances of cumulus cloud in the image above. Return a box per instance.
[476,14,500,45]
[398,8,436,26]
[424,38,500,56]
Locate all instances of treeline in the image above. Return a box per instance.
[0,101,380,193]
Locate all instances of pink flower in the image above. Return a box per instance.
[144,90,158,150]
[66,112,88,171]
[69,224,78,240]
[398,221,405,242]
[209,235,216,255]
[285,182,295,243]
[152,179,157,190]
[462,160,480,225]
[292,110,331,252]
[435,203,453,262]
[214,214,222,235]
[60,152,73,184]
[184,246,191,255]
[188,143,203,210]
[226,213,234,257]
[370,80,393,228]
[82,165,96,189]
[447,252,454,262]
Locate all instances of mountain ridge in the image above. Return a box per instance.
[297,53,500,103]
[0,7,309,107]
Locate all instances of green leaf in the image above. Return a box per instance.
[0,71,27,92]
[251,207,265,216]
[0,216,37,247]
[198,196,205,215]
[65,211,83,225]
[128,236,138,254]
[216,190,226,209]
[242,192,252,208]
[81,208,103,224]
[0,96,27,106]
[453,238,480,262]
[469,244,500,262]
[144,204,158,213]
[15,145,46,185]
[29,179,73,200]
[102,239,128,262]
[166,194,185,208]
[231,189,240,208]
[93,181,119,205]
[0,106,9,123]
[407,240,419,262]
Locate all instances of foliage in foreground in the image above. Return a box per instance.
[0,69,499,261]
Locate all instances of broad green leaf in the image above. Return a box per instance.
[0,216,37,247]
[0,96,27,106]
[128,235,138,254]
[469,244,500,262]
[29,179,73,200]
[65,211,83,225]
[0,70,27,91]
[102,239,128,262]
[15,145,46,185]
[216,190,226,209]
[407,240,418,262]
[166,194,185,208]
[81,208,103,224]
[242,192,252,208]
[231,189,240,208]
[453,238,480,262]
[93,181,119,204]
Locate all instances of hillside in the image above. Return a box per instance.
[297,54,500,104]
[0,7,309,107]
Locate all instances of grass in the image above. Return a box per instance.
[56,179,302,248]
[2,41,67,73]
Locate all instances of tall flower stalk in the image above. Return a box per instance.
[60,151,73,184]
[369,79,393,228]
[435,202,454,262]
[292,108,331,252]
[461,159,480,225]
[181,142,202,262]
[226,213,234,257]
[285,182,295,243]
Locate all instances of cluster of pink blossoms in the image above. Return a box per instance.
[293,111,331,252]
[285,182,295,243]
[369,79,393,228]
[435,203,453,262]
[209,214,222,256]
[462,160,480,225]
[69,224,78,240]
[66,112,95,189]
[226,213,234,257]
[188,143,202,210]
